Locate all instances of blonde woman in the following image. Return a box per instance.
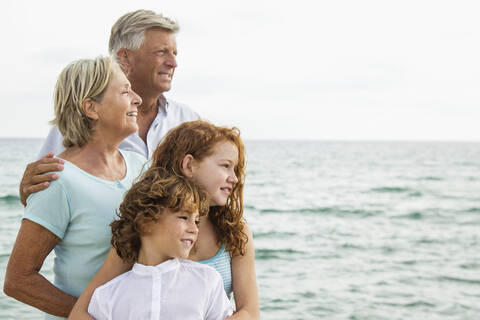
[4,57,145,319]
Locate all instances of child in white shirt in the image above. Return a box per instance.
[88,170,234,320]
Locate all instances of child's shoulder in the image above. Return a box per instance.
[94,270,134,294]
[178,259,221,279]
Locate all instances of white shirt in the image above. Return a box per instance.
[88,259,234,320]
[38,98,200,159]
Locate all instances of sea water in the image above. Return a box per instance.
[0,139,479,319]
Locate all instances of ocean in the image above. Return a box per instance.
[0,138,479,319]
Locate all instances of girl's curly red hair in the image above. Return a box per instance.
[150,120,247,256]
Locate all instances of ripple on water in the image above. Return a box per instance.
[253,231,297,239]
[464,207,480,214]
[437,276,480,285]
[404,301,436,308]
[369,186,412,193]
[460,262,480,270]
[259,206,382,218]
[393,211,424,220]
[296,291,316,299]
[0,194,20,203]
[417,176,444,181]
[255,248,305,260]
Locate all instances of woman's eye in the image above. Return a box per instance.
[178,216,187,220]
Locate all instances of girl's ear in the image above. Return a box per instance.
[181,154,196,178]
[82,98,100,120]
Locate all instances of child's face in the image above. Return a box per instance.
[145,208,200,261]
[192,141,239,206]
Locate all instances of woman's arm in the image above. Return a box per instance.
[228,223,260,320]
[3,219,77,317]
[68,248,133,320]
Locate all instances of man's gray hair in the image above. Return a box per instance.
[109,9,179,57]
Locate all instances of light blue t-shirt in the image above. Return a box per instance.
[24,149,146,320]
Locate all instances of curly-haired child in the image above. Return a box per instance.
[87,170,234,319]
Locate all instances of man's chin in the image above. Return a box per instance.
[156,82,172,93]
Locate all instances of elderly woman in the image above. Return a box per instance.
[3,57,145,319]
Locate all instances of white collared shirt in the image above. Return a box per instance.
[38,98,200,159]
[88,258,234,320]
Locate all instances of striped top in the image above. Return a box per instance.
[198,244,232,297]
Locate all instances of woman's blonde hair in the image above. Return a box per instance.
[149,120,248,256]
[51,56,117,148]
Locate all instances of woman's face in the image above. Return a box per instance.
[94,66,142,138]
[191,141,239,207]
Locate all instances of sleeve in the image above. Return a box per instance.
[204,270,234,320]
[37,126,66,159]
[128,151,148,176]
[180,101,200,121]
[88,288,109,320]
[23,179,70,239]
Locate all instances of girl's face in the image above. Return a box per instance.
[191,141,239,207]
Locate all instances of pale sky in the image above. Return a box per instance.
[2,0,479,140]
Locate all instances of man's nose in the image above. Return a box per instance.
[165,53,177,68]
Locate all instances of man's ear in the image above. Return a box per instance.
[82,98,99,120]
[181,154,196,178]
[116,49,132,77]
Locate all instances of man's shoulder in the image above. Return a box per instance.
[165,97,200,121]
[38,126,65,158]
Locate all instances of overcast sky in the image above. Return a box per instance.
[2,0,479,140]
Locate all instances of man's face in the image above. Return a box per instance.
[127,28,177,94]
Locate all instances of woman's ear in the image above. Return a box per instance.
[181,154,196,178]
[82,98,99,120]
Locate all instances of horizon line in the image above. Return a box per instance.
[1,137,479,143]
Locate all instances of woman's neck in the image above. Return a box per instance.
[58,140,126,181]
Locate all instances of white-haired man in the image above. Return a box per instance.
[19,9,199,205]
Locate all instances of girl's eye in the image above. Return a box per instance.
[178,216,187,220]
[195,220,200,226]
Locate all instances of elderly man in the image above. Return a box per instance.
[19,9,199,206]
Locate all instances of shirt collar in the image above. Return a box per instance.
[157,95,169,113]
[132,258,179,275]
